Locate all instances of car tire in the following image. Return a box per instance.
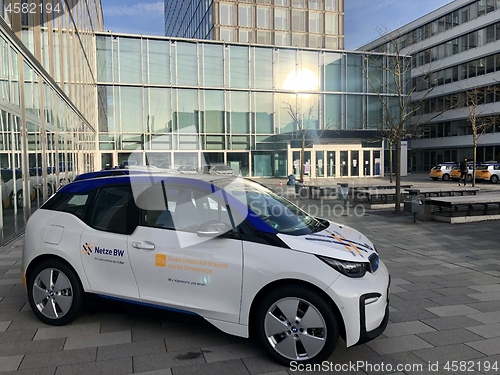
[10,191,23,209]
[442,174,450,181]
[47,183,53,197]
[255,285,339,366]
[27,259,84,326]
[491,175,499,184]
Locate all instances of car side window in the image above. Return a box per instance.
[42,192,94,221]
[89,186,139,235]
[136,182,233,233]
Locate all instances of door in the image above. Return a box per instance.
[80,185,140,299]
[128,181,243,323]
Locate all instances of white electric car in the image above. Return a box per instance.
[22,174,389,365]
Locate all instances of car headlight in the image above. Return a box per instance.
[317,255,368,278]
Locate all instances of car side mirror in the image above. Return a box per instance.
[197,221,229,237]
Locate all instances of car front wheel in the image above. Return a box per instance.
[27,260,84,325]
[491,175,499,184]
[442,174,450,181]
[255,285,339,366]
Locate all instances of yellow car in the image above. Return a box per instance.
[429,162,458,181]
[475,163,500,184]
[449,166,473,182]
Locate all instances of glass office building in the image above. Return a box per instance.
[96,33,397,179]
[164,0,344,49]
[0,0,101,243]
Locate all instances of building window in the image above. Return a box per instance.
[291,0,306,8]
[274,8,289,31]
[309,11,322,34]
[257,30,272,44]
[239,5,252,28]
[219,3,234,26]
[325,13,338,35]
[275,32,290,46]
[257,7,271,29]
[309,0,321,10]
[274,0,289,6]
[220,27,235,42]
[292,10,306,32]
[239,29,253,43]
[325,0,337,11]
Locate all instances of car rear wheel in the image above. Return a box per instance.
[255,285,338,366]
[27,260,84,325]
[10,191,23,209]
[442,174,450,181]
[491,175,499,184]
[467,174,473,182]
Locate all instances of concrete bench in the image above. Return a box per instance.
[353,188,406,204]
[406,187,480,198]
[422,193,500,223]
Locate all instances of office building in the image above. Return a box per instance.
[164,0,344,49]
[0,0,101,242]
[360,0,500,171]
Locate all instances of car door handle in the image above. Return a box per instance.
[132,241,155,250]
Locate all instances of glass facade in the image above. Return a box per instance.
[164,0,344,49]
[0,0,101,244]
[96,34,397,178]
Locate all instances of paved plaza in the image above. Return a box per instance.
[1,174,500,374]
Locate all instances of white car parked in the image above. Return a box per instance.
[22,175,389,365]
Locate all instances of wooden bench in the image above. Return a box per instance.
[422,193,500,223]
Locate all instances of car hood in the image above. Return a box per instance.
[276,220,377,262]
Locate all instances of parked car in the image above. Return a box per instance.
[449,164,480,183]
[475,163,500,183]
[176,165,198,174]
[22,175,389,365]
[1,169,36,209]
[209,164,235,176]
[429,162,458,181]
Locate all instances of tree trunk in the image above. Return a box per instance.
[300,135,305,183]
[389,141,393,184]
[472,135,477,187]
[395,139,401,213]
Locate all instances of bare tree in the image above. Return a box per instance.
[284,96,319,183]
[455,85,497,186]
[364,29,449,213]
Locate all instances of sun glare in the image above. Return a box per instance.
[283,69,318,92]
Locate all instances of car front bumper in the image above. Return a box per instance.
[326,261,390,347]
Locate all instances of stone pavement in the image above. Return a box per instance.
[1,175,500,374]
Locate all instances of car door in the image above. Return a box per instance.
[127,181,243,323]
[80,185,140,299]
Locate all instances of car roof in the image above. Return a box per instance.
[59,174,238,194]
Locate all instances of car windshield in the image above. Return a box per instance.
[220,179,325,235]
[431,166,442,170]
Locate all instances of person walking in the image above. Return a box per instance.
[459,157,469,186]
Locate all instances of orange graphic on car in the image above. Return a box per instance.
[155,254,167,267]
[82,242,92,255]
